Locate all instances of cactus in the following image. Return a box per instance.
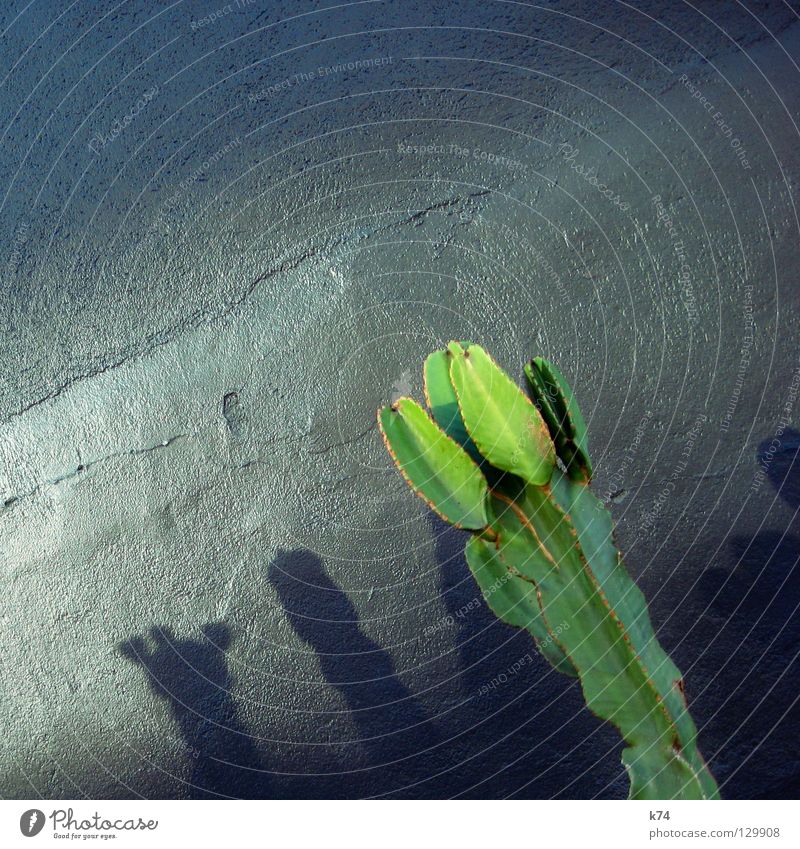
[378,343,719,800]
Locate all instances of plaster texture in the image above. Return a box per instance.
[1,0,799,798]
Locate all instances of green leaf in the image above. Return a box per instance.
[525,357,592,479]
[449,344,555,485]
[378,398,489,529]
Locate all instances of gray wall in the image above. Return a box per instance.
[1,0,798,799]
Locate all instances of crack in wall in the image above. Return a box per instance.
[1,190,492,428]
[306,420,378,456]
[1,433,192,514]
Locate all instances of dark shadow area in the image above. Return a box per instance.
[269,548,444,797]
[428,516,624,798]
[120,624,270,799]
[762,428,800,508]
[694,430,800,799]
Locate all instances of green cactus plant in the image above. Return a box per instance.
[378,342,719,800]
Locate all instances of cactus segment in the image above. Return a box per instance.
[449,344,555,486]
[621,744,714,801]
[423,349,483,464]
[551,473,719,799]
[378,398,490,530]
[490,474,718,799]
[525,357,592,480]
[465,535,578,677]
[380,347,719,799]
[549,475,687,708]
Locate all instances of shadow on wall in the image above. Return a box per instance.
[695,429,800,799]
[120,527,641,800]
[268,548,443,797]
[120,549,445,800]
[120,624,270,799]
[120,539,622,799]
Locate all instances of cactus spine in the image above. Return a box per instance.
[378,342,719,800]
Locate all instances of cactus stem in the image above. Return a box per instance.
[378,345,719,799]
[534,585,575,661]
[490,488,561,572]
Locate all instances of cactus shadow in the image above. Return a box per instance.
[694,429,800,798]
[268,548,442,796]
[120,623,271,799]
[760,428,800,508]
[697,429,800,633]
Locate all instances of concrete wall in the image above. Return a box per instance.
[1,0,798,798]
